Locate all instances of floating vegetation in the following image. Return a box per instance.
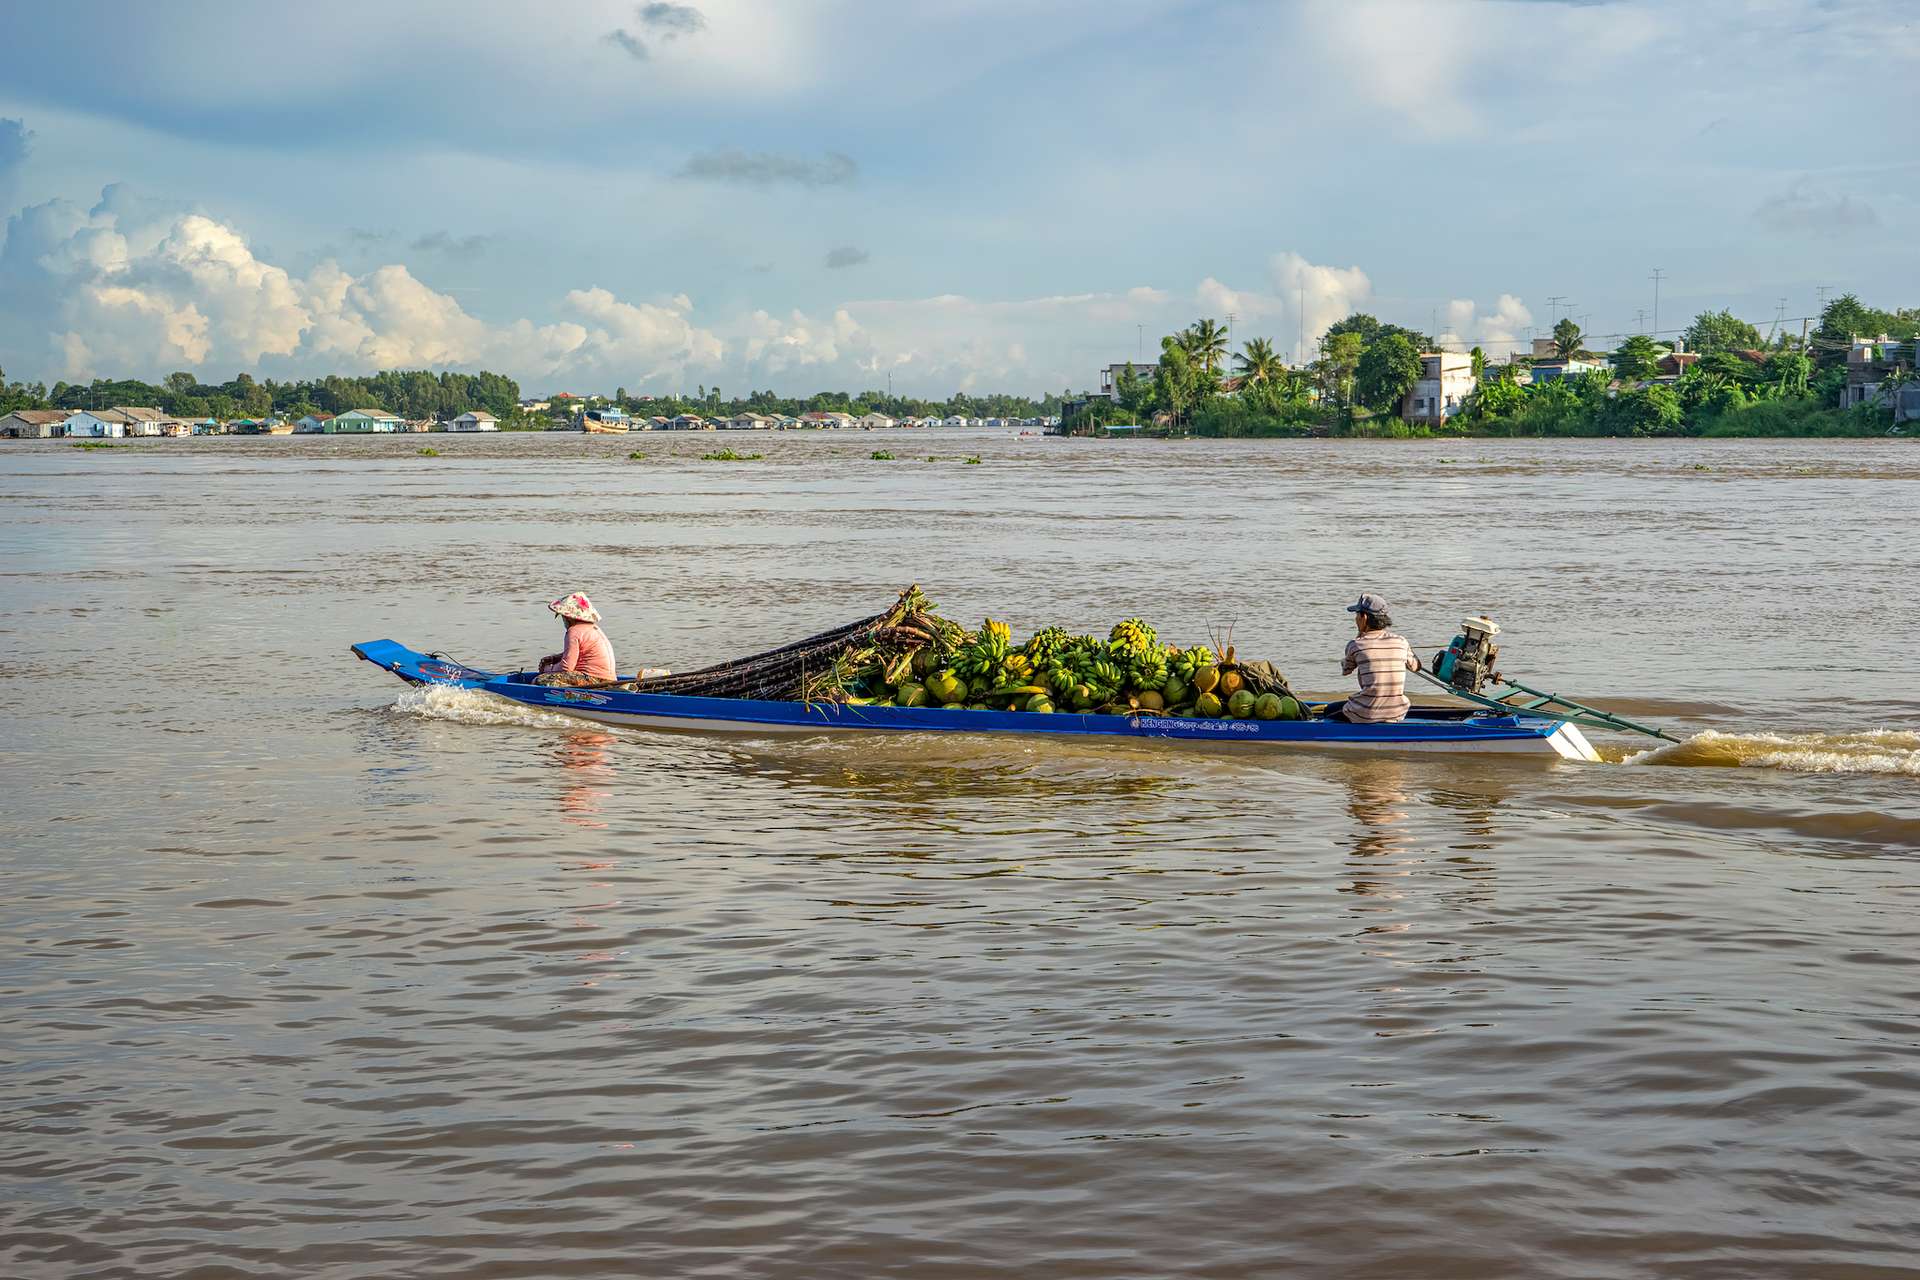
[69,441,120,450]
[416,446,440,456]
[627,450,648,460]
[965,455,982,465]
[701,447,763,461]
[871,450,896,460]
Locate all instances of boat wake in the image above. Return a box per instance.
[389,683,582,730]
[1621,728,1920,776]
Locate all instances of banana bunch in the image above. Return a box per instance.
[1036,637,1124,707]
[1023,626,1071,668]
[951,620,1012,682]
[1168,646,1213,684]
[1108,618,1169,692]
[1109,617,1158,657]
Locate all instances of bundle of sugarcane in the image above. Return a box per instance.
[616,586,952,702]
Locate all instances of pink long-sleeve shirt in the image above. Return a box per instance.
[546,623,617,681]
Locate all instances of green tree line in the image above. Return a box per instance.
[0,367,525,423]
[1060,292,1914,440]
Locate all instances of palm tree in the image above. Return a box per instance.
[1552,318,1584,359]
[1188,319,1229,375]
[1235,337,1284,386]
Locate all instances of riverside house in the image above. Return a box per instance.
[1845,337,1920,421]
[451,411,500,432]
[1402,352,1477,426]
[295,413,334,433]
[63,407,167,438]
[326,408,404,433]
[0,409,71,438]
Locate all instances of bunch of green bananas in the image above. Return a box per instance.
[1167,647,1213,683]
[1036,637,1123,707]
[1023,626,1071,668]
[1107,618,1169,692]
[951,620,1012,682]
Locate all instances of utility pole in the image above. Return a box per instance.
[1226,312,1235,373]
[1649,268,1665,337]
[1136,324,1142,361]
[1635,308,1647,333]
[1546,296,1566,327]
[1297,284,1305,365]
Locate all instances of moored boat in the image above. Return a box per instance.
[352,639,1603,760]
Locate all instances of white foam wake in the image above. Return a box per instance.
[389,683,583,730]
[1624,728,1920,776]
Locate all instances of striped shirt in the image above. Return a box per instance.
[1342,630,1418,723]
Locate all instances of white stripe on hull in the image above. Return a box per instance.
[519,702,1591,757]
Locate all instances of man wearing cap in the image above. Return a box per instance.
[1331,593,1420,724]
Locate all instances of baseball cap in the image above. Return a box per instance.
[1345,593,1390,615]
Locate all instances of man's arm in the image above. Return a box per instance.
[1341,640,1357,676]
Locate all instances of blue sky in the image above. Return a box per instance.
[1,0,1914,396]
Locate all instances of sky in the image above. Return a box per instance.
[0,0,1915,397]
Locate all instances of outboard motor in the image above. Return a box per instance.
[1432,616,1501,695]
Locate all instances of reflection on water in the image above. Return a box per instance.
[4,434,1919,1279]
[552,730,617,830]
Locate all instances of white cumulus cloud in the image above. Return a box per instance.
[1439,293,1533,356]
[2,187,727,388]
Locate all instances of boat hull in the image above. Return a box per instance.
[351,639,1600,760]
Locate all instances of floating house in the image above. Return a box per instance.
[326,408,404,433]
[0,409,71,438]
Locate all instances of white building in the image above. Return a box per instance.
[858,412,897,429]
[1402,352,1477,426]
[451,411,499,432]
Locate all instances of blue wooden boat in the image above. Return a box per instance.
[352,639,1604,760]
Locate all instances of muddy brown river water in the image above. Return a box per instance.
[3,431,1918,1278]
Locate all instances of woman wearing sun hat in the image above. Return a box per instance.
[535,592,618,686]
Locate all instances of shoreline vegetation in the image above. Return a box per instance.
[1066,294,1916,441]
[4,296,1913,444]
